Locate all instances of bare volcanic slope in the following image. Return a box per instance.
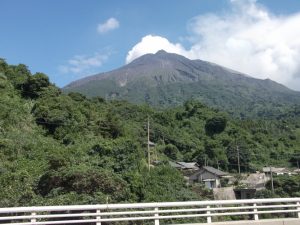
[64,50,300,118]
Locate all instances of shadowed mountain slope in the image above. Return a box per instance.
[64,50,300,118]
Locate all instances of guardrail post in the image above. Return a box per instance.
[154,207,159,225]
[297,202,300,218]
[31,212,36,224]
[206,205,211,223]
[96,209,101,225]
[253,203,259,221]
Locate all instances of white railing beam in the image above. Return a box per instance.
[206,205,211,223]
[0,204,298,221]
[96,209,101,225]
[0,198,300,225]
[1,198,300,213]
[154,207,159,225]
[31,211,36,224]
[253,203,259,221]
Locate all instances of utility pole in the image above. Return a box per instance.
[270,166,274,194]
[147,116,150,171]
[237,145,241,174]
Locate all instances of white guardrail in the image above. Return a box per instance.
[0,198,300,225]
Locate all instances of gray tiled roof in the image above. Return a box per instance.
[177,162,199,170]
[169,161,199,170]
[203,166,227,176]
[169,161,182,168]
[262,167,289,173]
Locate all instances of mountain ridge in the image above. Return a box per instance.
[64,50,300,118]
[65,50,254,88]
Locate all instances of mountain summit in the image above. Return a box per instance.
[64,50,300,118]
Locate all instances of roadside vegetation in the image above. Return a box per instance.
[0,59,300,207]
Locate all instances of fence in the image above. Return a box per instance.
[0,198,300,225]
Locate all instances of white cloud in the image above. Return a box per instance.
[59,52,109,75]
[126,0,300,90]
[126,35,189,64]
[97,17,119,34]
[187,0,300,90]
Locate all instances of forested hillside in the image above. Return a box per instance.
[1,59,300,207]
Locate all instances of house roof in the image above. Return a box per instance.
[169,161,199,170]
[169,161,182,169]
[294,169,300,173]
[188,166,228,181]
[148,141,156,146]
[262,167,290,173]
[177,162,199,170]
[202,166,228,176]
[240,173,267,189]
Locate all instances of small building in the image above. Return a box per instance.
[177,162,199,170]
[213,187,236,200]
[169,161,199,171]
[262,167,291,176]
[240,172,268,190]
[169,161,184,169]
[234,188,256,199]
[233,172,268,199]
[189,166,228,189]
[294,168,300,174]
[148,141,156,147]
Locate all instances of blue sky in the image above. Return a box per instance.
[1,0,300,90]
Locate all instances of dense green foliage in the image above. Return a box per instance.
[256,175,300,198]
[1,58,300,207]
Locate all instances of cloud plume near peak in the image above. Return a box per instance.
[126,0,300,90]
[126,35,189,64]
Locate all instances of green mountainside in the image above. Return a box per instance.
[1,58,300,207]
[64,50,300,118]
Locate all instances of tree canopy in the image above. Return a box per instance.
[0,59,300,206]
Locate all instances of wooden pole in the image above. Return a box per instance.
[270,166,274,193]
[237,145,241,174]
[147,116,150,171]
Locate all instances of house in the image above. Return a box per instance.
[177,162,199,170]
[233,172,268,199]
[234,188,256,199]
[169,161,199,171]
[262,167,291,176]
[213,187,236,200]
[240,172,268,190]
[294,168,300,174]
[169,161,184,169]
[148,141,156,147]
[189,166,228,189]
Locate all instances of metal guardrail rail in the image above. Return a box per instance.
[0,198,300,225]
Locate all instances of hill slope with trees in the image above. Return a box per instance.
[1,58,300,207]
